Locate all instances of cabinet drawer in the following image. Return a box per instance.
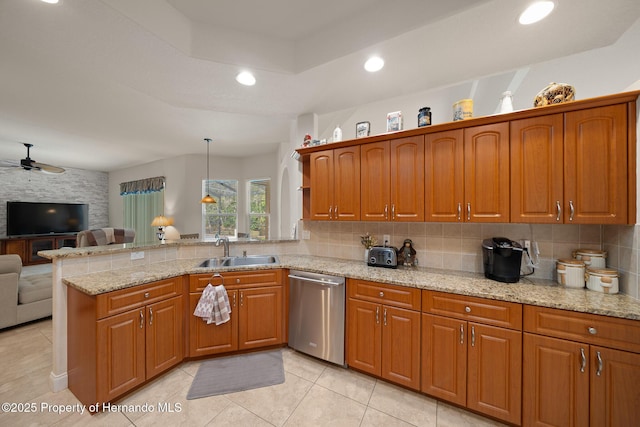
[524,305,640,353]
[189,269,283,293]
[423,290,522,330]
[347,279,420,310]
[97,278,182,319]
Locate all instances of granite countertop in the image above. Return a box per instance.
[38,238,297,260]
[61,255,640,321]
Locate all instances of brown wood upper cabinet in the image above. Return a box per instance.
[565,104,629,224]
[310,146,360,221]
[511,104,630,224]
[298,91,638,224]
[425,124,509,222]
[361,136,425,221]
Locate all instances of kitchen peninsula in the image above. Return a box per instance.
[42,238,640,425]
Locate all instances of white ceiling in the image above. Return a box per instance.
[0,0,639,172]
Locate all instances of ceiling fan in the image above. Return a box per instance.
[0,143,65,174]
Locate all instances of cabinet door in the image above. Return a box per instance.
[511,115,564,223]
[425,130,464,222]
[464,123,510,222]
[28,238,54,264]
[467,323,521,425]
[564,104,628,224]
[590,346,640,427]
[238,286,283,350]
[188,291,238,357]
[523,333,589,427]
[334,146,361,221]
[361,141,391,221]
[421,314,467,406]
[347,298,382,376]
[3,239,27,260]
[97,309,146,403]
[310,150,334,220]
[381,306,421,390]
[391,136,425,222]
[146,296,183,378]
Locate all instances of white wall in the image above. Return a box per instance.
[316,17,640,143]
[108,152,278,238]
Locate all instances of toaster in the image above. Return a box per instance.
[368,246,398,268]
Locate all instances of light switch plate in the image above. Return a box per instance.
[131,251,145,260]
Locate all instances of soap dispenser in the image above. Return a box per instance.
[332,125,342,142]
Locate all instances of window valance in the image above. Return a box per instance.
[119,176,165,195]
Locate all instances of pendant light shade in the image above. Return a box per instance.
[201,138,217,204]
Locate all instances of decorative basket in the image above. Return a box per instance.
[534,82,575,107]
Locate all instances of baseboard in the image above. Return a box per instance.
[49,370,68,392]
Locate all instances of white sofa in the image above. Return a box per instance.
[0,254,52,330]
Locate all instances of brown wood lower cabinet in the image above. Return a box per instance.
[188,270,284,357]
[346,279,421,390]
[523,305,640,427]
[68,277,184,406]
[421,291,522,425]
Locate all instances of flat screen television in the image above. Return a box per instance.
[6,201,88,237]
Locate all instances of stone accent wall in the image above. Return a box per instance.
[0,167,108,238]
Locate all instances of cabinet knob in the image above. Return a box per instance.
[236,279,241,284]
[465,306,471,313]
[144,292,150,298]
[379,291,384,297]
[588,327,597,335]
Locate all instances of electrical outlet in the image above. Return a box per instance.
[130,251,145,260]
[523,240,531,251]
[383,234,390,246]
[302,230,311,240]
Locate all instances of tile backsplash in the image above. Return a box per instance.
[300,221,640,300]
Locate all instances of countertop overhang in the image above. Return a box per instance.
[61,255,640,321]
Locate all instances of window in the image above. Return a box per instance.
[121,176,165,244]
[202,179,238,239]
[248,179,270,240]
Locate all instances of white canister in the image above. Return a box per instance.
[585,268,619,294]
[556,259,586,288]
[572,249,607,269]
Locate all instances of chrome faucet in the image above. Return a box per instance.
[215,236,230,257]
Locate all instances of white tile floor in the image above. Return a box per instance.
[0,318,507,426]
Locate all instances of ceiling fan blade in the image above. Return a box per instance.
[32,161,65,174]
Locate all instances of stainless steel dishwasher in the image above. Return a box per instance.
[288,270,345,366]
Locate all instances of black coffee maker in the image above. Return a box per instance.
[482,237,523,283]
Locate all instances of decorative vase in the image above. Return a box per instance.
[365,249,370,263]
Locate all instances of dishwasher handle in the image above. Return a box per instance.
[288,274,343,287]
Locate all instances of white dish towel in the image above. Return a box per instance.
[193,283,231,325]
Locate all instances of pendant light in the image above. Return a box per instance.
[201,138,216,204]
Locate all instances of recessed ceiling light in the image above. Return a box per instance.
[519,1,555,25]
[364,56,384,73]
[236,71,256,86]
[41,0,59,4]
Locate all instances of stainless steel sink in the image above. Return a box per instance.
[197,255,279,268]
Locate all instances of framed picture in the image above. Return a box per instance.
[386,111,403,132]
[356,121,370,138]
